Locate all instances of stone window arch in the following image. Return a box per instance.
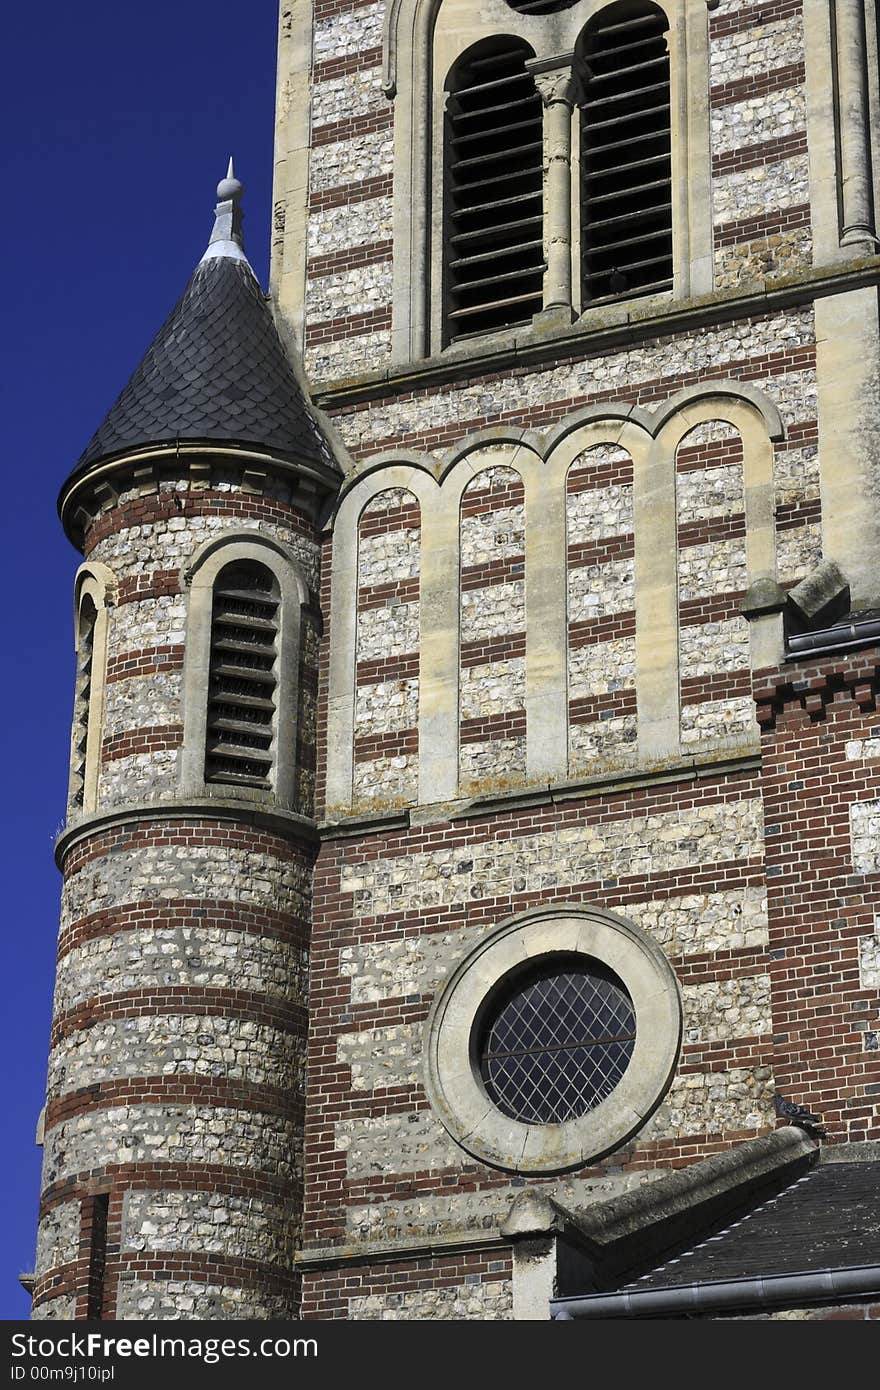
[68,562,115,818]
[180,534,310,807]
[385,0,712,361]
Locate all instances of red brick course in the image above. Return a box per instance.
[710,62,806,110]
[85,488,314,555]
[714,204,811,249]
[100,724,182,763]
[709,0,802,40]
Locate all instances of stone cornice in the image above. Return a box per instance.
[55,797,320,869]
[58,440,341,551]
[295,1229,507,1270]
[311,259,880,413]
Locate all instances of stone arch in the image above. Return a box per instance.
[68,561,117,818]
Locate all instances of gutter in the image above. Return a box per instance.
[786,618,880,659]
[550,1263,880,1319]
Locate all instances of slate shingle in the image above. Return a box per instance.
[74,255,336,474]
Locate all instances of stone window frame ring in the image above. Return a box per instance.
[423,904,682,1173]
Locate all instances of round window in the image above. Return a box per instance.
[479,959,636,1124]
[423,906,681,1173]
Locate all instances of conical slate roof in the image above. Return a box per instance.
[75,165,335,474]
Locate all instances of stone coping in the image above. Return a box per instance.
[55,797,320,868]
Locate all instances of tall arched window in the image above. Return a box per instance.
[204,560,280,790]
[68,563,115,818]
[181,534,310,809]
[443,37,544,344]
[576,1,673,305]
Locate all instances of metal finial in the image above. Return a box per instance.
[216,155,243,204]
[201,157,247,265]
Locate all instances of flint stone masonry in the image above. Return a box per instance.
[103,672,183,740]
[710,84,807,157]
[313,3,385,63]
[678,539,747,602]
[569,637,635,695]
[859,922,880,990]
[460,660,525,719]
[570,715,638,768]
[98,747,179,808]
[31,1296,76,1322]
[115,1279,296,1321]
[336,1109,468,1179]
[773,441,819,504]
[682,973,772,1043]
[107,596,187,656]
[62,846,310,925]
[352,752,417,807]
[307,197,393,258]
[713,155,811,224]
[847,739,880,761]
[851,801,880,875]
[332,309,816,454]
[92,511,319,592]
[308,130,394,194]
[356,600,419,660]
[312,66,386,127]
[715,227,813,292]
[568,560,634,622]
[358,528,421,587]
[461,508,525,568]
[35,1201,80,1276]
[338,886,768,1007]
[776,522,822,584]
[355,677,419,733]
[345,1169,663,1241]
[680,620,750,676]
[680,696,758,750]
[54,928,307,1016]
[42,1105,302,1187]
[709,17,805,85]
[122,1191,296,1266]
[349,1283,513,1320]
[643,1066,775,1140]
[459,735,527,790]
[47,1014,304,1097]
[461,581,524,641]
[566,483,633,542]
[337,1023,420,1092]
[306,326,394,381]
[677,465,744,523]
[305,258,393,322]
[339,797,764,919]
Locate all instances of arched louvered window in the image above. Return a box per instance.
[205,561,280,789]
[443,37,544,343]
[578,1,672,306]
[70,595,97,810]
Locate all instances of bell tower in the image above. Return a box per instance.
[31,167,338,1320]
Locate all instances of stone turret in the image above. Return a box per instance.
[33,167,338,1320]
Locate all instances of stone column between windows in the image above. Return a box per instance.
[530,58,577,325]
[835,0,877,247]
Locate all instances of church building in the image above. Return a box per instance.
[29,0,880,1319]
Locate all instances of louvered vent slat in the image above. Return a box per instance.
[444,38,545,342]
[580,2,673,306]
[205,562,278,790]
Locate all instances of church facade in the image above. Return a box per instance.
[30,0,880,1320]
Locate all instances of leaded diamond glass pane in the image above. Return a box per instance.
[479,961,636,1124]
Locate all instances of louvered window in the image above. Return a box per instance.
[579,1,672,305]
[444,38,545,343]
[71,596,97,809]
[205,561,279,789]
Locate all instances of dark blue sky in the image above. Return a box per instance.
[2,1,280,1318]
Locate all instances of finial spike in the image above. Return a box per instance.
[201,159,247,265]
